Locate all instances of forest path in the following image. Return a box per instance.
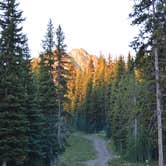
[84,134,112,166]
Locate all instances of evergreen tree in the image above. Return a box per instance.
[82,58,94,132]
[24,60,44,166]
[55,25,69,166]
[106,55,116,137]
[108,56,127,153]
[74,68,85,130]
[64,62,76,114]
[107,54,158,161]
[93,56,107,131]
[130,0,166,164]
[133,49,156,162]
[0,0,28,165]
[38,19,57,166]
[22,42,45,166]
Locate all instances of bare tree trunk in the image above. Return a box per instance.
[152,0,164,165]
[134,118,137,139]
[2,161,7,166]
[154,43,164,166]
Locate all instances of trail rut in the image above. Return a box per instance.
[84,134,112,166]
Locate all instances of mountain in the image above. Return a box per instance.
[31,48,98,71]
[68,48,98,70]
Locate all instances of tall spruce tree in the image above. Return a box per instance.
[22,42,45,166]
[24,61,44,166]
[133,49,156,162]
[74,68,85,130]
[106,56,116,138]
[64,62,76,114]
[82,58,94,132]
[55,25,69,166]
[38,19,57,166]
[93,56,107,131]
[108,56,127,153]
[130,0,166,165]
[0,0,29,165]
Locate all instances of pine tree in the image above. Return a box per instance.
[106,55,116,138]
[55,25,69,166]
[23,45,44,166]
[0,0,29,165]
[130,0,166,164]
[133,49,156,162]
[74,68,85,130]
[38,19,57,166]
[83,58,94,132]
[108,56,127,153]
[64,62,76,114]
[93,56,107,131]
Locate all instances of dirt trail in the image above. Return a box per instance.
[84,134,112,166]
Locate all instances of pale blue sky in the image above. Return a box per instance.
[19,0,138,58]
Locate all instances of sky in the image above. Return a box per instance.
[19,0,138,58]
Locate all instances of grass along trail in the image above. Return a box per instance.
[61,133,96,166]
[61,132,113,166]
[61,132,165,166]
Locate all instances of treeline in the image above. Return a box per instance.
[66,50,166,163]
[0,1,70,166]
[65,0,166,164]
[64,55,115,132]
[107,52,165,162]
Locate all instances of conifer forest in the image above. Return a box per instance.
[0,0,166,166]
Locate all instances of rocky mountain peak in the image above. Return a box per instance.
[68,48,98,70]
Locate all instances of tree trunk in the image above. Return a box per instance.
[152,0,164,165]
[49,146,54,166]
[2,161,7,166]
[154,43,164,166]
[57,99,61,149]
[57,98,61,166]
[134,118,137,139]
[55,154,60,166]
[133,83,137,140]
[50,158,54,166]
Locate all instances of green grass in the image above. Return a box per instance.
[61,133,96,166]
[108,158,159,166]
[103,135,160,166]
[107,139,116,154]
